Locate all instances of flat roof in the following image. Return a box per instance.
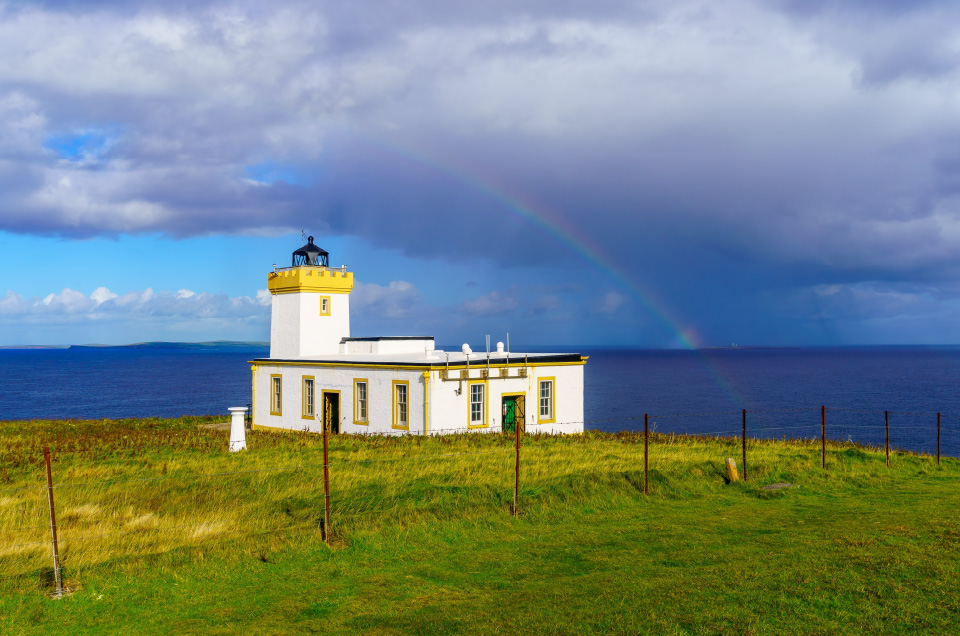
[340,336,434,342]
[252,351,585,367]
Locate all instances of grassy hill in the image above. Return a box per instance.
[1,417,958,634]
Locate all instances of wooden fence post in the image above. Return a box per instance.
[43,447,63,597]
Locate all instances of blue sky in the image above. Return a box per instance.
[3,0,960,347]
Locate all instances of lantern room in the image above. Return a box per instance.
[292,236,329,267]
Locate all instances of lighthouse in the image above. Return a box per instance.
[267,236,354,358]
[251,236,586,436]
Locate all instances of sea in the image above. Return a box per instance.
[1,345,959,456]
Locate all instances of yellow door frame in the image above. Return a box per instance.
[500,391,527,434]
[322,389,341,434]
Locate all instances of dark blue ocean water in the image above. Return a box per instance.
[1,346,959,455]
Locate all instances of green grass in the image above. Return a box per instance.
[1,417,958,634]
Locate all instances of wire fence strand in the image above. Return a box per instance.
[2,405,959,590]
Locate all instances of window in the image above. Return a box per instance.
[302,376,315,419]
[468,381,486,428]
[270,375,282,415]
[538,378,555,423]
[354,379,368,425]
[319,296,331,316]
[392,380,409,430]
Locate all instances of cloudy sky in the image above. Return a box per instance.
[2,0,960,347]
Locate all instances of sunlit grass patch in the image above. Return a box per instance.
[0,414,958,631]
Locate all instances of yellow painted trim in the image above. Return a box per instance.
[267,268,354,295]
[392,379,410,431]
[252,422,300,434]
[319,296,331,316]
[537,376,556,424]
[422,371,430,435]
[249,358,587,372]
[250,365,257,429]
[500,391,526,433]
[467,378,489,429]
[321,389,341,433]
[301,375,316,420]
[269,374,282,416]
[353,378,369,425]
[525,360,588,368]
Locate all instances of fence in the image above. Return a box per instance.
[1,405,957,597]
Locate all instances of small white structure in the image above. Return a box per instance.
[250,237,586,435]
[228,407,248,452]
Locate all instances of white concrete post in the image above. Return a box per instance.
[228,407,248,452]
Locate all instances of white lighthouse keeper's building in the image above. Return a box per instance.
[250,237,586,435]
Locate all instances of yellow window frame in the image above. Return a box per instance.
[392,380,410,431]
[467,379,488,429]
[353,378,369,425]
[319,295,331,316]
[302,375,315,420]
[537,376,555,424]
[270,374,282,416]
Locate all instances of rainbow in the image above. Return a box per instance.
[352,133,701,347]
[337,132,763,408]
[343,132,761,409]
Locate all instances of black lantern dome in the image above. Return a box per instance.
[292,236,329,267]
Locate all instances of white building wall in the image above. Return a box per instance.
[532,365,585,435]
[426,364,584,434]
[269,292,350,358]
[340,338,435,355]
[254,364,426,435]
[253,362,584,436]
[269,294,299,359]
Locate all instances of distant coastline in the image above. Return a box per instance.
[698,346,802,350]
[0,341,269,350]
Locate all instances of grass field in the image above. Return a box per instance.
[1,416,958,634]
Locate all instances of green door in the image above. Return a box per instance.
[502,397,517,433]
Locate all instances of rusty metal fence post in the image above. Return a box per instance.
[644,413,649,496]
[514,419,520,517]
[742,409,747,481]
[322,428,331,544]
[43,447,63,597]
[885,410,890,468]
[821,405,826,469]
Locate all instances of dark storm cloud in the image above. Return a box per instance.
[3,0,960,343]
[772,0,960,85]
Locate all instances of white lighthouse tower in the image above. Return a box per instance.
[267,236,354,358]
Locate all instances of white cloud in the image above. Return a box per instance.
[595,291,626,314]
[4,1,960,345]
[351,280,423,319]
[91,286,119,305]
[0,285,270,325]
[460,290,520,316]
[457,287,570,317]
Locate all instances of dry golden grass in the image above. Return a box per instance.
[0,416,948,587]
